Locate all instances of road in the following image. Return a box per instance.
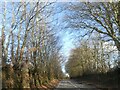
[55,80,100,90]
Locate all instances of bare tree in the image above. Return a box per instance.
[64,2,120,56]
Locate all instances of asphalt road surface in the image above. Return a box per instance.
[55,80,100,90]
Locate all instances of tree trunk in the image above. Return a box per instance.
[114,40,120,62]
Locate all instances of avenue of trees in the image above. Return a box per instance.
[1,1,120,89]
[65,1,120,86]
[1,2,63,88]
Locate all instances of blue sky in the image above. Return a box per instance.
[49,2,76,58]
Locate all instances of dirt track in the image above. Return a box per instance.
[55,79,99,90]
